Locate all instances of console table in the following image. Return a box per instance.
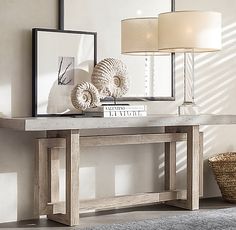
[1,115,236,226]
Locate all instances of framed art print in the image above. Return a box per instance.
[32,28,97,116]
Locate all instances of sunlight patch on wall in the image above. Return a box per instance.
[79,167,96,199]
[59,169,65,201]
[115,164,134,196]
[0,85,11,117]
[0,173,17,223]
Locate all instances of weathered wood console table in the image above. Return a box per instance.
[1,115,236,226]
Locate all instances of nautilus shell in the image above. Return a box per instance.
[92,58,129,98]
[71,81,101,111]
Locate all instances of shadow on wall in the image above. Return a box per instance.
[195,18,236,197]
[168,18,236,197]
[147,17,236,197]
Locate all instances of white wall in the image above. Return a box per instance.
[0,0,236,223]
[0,0,57,223]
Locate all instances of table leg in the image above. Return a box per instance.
[47,130,80,226]
[165,126,200,210]
[199,132,204,197]
[165,127,177,191]
[185,126,200,210]
[34,130,80,226]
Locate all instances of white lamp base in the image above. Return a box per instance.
[178,102,199,116]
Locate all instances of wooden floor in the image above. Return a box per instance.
[0,197,234,229]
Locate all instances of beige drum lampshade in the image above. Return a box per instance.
[121,17,159,55]
[158,11,222,52]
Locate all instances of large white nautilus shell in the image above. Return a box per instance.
[71,81,101,111]
[91,58,129,98]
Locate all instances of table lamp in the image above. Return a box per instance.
[121,17,159,55]
[121,17,168,96]
[158,11,222,115]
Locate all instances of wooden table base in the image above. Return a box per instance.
[34,126,203,226]
[165,126,203,210]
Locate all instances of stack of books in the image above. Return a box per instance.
[85,105,147,117]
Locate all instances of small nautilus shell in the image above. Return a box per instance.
[92,58,129,98]
[71,81,101,111]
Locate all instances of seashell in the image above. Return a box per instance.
[71,81,101,111]
[91,58,129,98]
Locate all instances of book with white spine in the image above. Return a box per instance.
[86,105,147,112]
[85,110,147,118]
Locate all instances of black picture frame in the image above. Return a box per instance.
[59,0,176,102]
[58,0,64,30]
[32,28,97,117]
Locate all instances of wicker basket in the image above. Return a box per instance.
[209,152,236,203]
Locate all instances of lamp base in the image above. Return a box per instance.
[178,102,199,116]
